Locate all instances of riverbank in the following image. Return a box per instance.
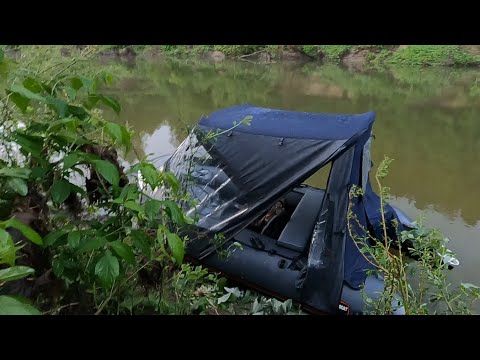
[4,45,480,70]
[113,45,480,69]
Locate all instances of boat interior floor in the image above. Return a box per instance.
[237,186,326,266]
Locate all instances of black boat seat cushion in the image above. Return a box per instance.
[277,188,325,252]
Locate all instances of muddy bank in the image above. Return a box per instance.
[130,45,480,68]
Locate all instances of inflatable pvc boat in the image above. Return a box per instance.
[150,105,458,314]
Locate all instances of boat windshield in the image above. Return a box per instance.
[164,132,247,232]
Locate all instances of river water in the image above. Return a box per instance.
[106,57,480,287]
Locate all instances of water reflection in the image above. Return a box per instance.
[104,57,480,282]
[141,125,177,160]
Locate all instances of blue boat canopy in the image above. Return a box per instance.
[199,104,375,141]
[162,105,403,313]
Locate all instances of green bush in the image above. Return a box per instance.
[0,46,229,315]
[212,45,265,56]
[348,157,480,314]
[318,45,353,62]
[389,45,480,66]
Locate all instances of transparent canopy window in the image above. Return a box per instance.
[165,132,247,232]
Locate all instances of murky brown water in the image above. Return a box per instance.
[106,57,480,287]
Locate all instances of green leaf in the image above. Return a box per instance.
[43,230,67,247]
[217,292,232,304]
[0,228,16,266]
[70,183,86,195]
[80,77,94,93]
[30,167,48,180]
[46,95,68,117]
[66,105,88,120]
[0,227,10,243]
[251,298,262,313]
[83,94,100,109]
[52,257,65,278]
[76,237,106,254]
[0,295,41,315]
[95,250,120,288]
[52,257,64,277]
[23,77,46,94]
[64,86,77,101]
[6,178,28,196]
[101,72,114,85]
[124,201,143,213]
[0,167,31,179]
[47,117,79,131]
[70,77,84,91]
[63,152,82,169]
[9,92,30,112]
[1,218,43,246]
[100,95,121,114]
[67,231,81,249]
[119,295,144,312]
[104,122,130,151]
[144,200,162,220]
[110,241,135,265]
[0,48,3,63]
[461,283,480,290]
[140,163,159,188]
[166,232,184,265]
[184,215,195,225]
[156,227,165,247]
[163,200,185,225]
[0,266,35,283]
[77,152,100,163]
[93,160,119,187]
[53,129,90,146]
[9,84,45,101]
[0,59,13,78]
[50,179,72,204]
[12,133,43,158]
[163,171,180,192]
[118,184,139,202]
[225,286,242,297]
[121,126,132,152]
[272,298,283,313]
[131,230,151,259]
[105,122,123,143]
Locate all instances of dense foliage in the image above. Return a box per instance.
[347,158,480,314]
[153,45,480,67]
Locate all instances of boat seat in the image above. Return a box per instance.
[277,188,325,252]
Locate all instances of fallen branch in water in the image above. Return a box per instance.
[235,50,275,64]
[236,50,267,59]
